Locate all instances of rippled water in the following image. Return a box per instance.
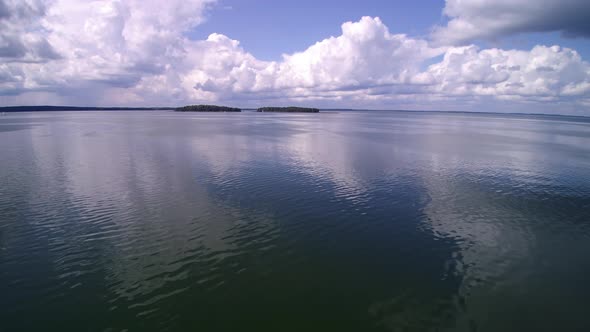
[1,110,590,331]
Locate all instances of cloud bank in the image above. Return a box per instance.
[1,0,590,113]
[433,0,590,45]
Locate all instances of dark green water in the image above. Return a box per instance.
[1,111,590,332]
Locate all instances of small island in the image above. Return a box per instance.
[176,105,241,112]
[257,107,319,113]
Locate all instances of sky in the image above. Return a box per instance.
[1,0,590,114]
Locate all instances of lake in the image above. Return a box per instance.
[1,110,589,331]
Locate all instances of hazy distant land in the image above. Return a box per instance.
[0,106,175,112]
[175,105,319,113]
[175,105,241,112]
[0,105,321,113]
[0,105,320,114]
[3,106,590,124]
[257,107,320,113]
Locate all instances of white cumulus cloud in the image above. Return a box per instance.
[1,0,590,114]
[425,45,590,101]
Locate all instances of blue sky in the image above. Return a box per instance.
[191,0,590,61]
[191,0,445,60]
[1,0,590,114]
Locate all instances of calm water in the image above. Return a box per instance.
[1,110,590,331]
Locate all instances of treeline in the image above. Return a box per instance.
[257,107,320,113]
[0,105,320,113]
[176,105,241,112]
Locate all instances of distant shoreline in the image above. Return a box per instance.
[1,105,589,122]
[257,107,319,113]
[176,105,241,112]
[0,106,175,112]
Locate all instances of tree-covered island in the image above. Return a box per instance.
[176,105,241,112]
[257,107,320,113]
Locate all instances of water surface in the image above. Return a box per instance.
[1,110,590,331]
